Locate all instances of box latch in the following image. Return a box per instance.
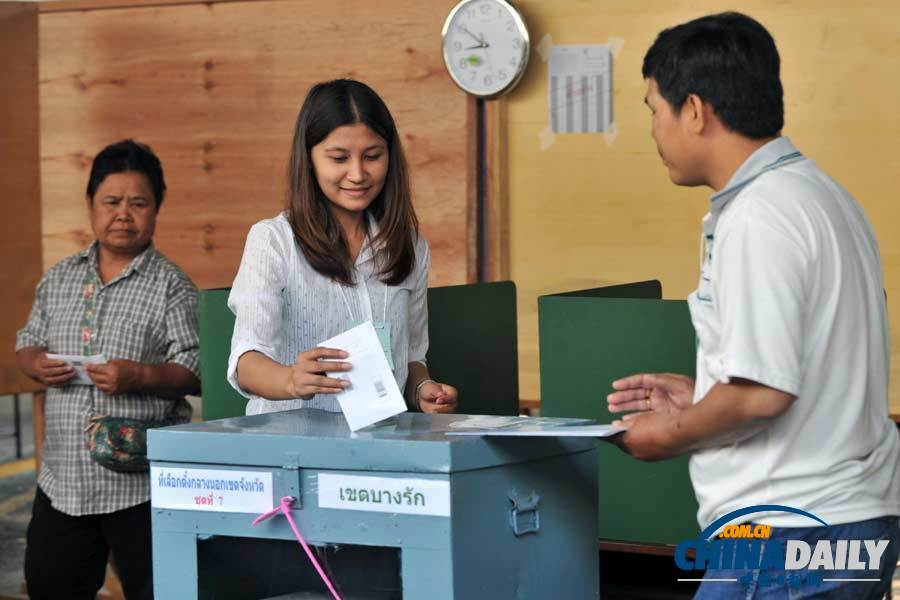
[277,451,302,508]
[508,490,540,536]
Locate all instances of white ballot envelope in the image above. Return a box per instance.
[45,353,108,386]
[319,322,407,431]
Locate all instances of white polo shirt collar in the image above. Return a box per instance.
[709,136,805,213]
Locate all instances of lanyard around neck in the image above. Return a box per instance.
[339,281,388,324]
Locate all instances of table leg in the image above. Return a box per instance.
[401,547,454,599]
[152,528,198,600]
[13,393,21,459]
[32,390,45,475]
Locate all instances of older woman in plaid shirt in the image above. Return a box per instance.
[15,140,200,600]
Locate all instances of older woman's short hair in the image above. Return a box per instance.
[86,139,167,207]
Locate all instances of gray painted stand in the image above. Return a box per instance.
[149,410,599,599]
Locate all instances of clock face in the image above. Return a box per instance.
[441,0,529,98]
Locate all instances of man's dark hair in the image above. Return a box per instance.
[86,139,166,207]
[642,12,783,139]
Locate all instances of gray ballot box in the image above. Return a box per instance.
[149,410,600,599]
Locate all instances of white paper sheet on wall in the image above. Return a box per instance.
[548,44,613,133]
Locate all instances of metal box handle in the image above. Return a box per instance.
[508,490,540,536]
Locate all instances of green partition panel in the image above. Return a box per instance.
[199,281,519,421]
[198,288,245,421]
[426,281,518,417]
[538,280,700,545]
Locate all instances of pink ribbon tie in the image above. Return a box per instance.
[252,495,342,600]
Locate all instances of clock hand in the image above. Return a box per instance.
[465,39,490,50]
[470,29,490,48]
[460,26,488,47]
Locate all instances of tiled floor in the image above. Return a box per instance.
[0,394,34,466]
[0,393,35,598]
[0,467,33,597]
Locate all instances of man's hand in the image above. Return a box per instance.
[611,411,684,461]
[606,375,794,461]
[86,359,144,395]
[605,373,695,461]
[607,372,695,420]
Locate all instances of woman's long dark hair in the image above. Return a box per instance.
[286,79,418,285]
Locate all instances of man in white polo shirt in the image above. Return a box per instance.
[606,12,900,598]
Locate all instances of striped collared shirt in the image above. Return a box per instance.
[16,242,200,516]
[227,212,429,415]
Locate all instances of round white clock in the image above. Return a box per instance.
[441,0,530,98]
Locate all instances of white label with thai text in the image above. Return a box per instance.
[151,466,273,513]
[317,473,450,517]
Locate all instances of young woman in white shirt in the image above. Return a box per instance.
[228,79,458,417]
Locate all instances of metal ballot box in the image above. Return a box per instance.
[149,410,599,599]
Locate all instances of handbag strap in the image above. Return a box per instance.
[82,271,100,418]
[81,272,98,357]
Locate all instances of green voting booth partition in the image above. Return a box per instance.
[197,288,245,421]
[538,280,700,546]
[198,281,519,420]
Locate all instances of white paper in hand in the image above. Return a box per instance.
[319,321,407,431]
[45,353,107,386]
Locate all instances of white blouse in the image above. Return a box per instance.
[227,212,430,415]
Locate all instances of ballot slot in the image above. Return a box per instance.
[196,536,402,599]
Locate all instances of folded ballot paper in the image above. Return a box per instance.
[319,321,407,432]
[45,353,107,386]
[444,415,625,438]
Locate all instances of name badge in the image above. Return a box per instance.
[348,320,394,370]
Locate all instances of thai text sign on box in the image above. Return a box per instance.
[151,466,273,513]
[318,473,450,517]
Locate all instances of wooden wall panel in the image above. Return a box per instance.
[501,1,900,414]
[0,3,44,394]
[39,0,472,289]
[39,0,249,12]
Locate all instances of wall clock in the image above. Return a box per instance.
[441,0,530,98]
